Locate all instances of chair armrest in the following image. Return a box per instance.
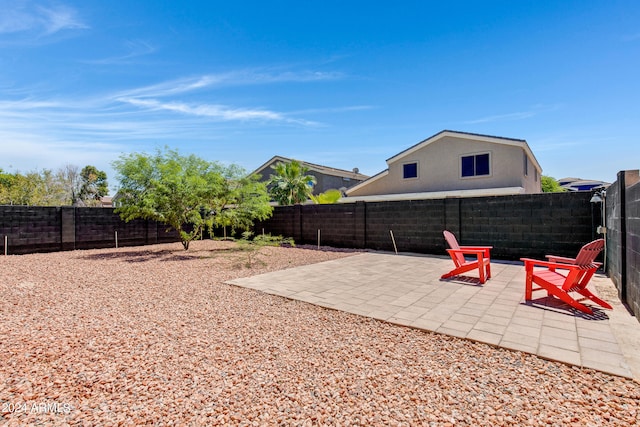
[520,258,582,271]
[449,248,490,257]
[459,246,492,257]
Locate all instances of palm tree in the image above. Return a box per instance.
[268,160,316,205]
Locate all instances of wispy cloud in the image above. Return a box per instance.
[464,111,536,124]
[117,97,317,125]
[0,64,349,175]
[38,4,87,34]
[83,39,156,65]
[115,75,229,98]
[0,1,87,37]
[292,105,376,115]
[116,69,343,98]
[463,104,561,124]
[110,70,340,125]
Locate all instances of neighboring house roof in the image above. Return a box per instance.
[346,130,541,196]
[251,155,370,181]
[558,177,610,192]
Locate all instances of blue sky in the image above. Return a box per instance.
[1,0,638,192]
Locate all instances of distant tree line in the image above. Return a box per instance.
[0,165,108,206]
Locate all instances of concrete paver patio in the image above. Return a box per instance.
[227,252,640,380]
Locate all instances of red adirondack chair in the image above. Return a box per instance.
[521,239,611,314]
[441,230,492,284]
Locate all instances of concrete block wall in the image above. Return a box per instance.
[0,206,62,253]
[608,170,640,319]
[626,180,640,318]
[0,206,180,254]
[254,205,298,241]
[606,179,623,298]
[255,191,597,260]
[459,193,595,259]
[365,199,445,253]
[300,204,359,248]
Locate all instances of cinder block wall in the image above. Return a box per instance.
[607,171,640,319]
[255,192,597,260]
[0,206,180,254]
[0,192,599,261]
[0,206,62,253]
[627,181,640,318]
[606,180,623,296]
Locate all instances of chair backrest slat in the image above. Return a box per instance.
[443,230,466,266]
[574,239,605,266]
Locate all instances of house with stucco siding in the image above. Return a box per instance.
[344,130,542,201]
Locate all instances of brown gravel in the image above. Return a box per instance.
[1,240,639,426]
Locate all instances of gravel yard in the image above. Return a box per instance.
[1,240,639,426]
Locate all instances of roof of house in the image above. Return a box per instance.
[386,130,541,171]
[558,177,610,191]
[251,155,370,180]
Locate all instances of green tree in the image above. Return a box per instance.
[0,166,106,206]
[541,176,566,193]
[40,169,68,206]
[112,148,272,250]
[268,160,316,205]
[79,165,109,206]
[0,170,46,205]
[310,188,342,204]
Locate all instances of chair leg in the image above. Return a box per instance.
[525,271,533,301]
[478,267,485,284]
[476,254,486,284]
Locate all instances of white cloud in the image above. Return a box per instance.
[0,1,87,36]
[38,4,87,34]
[464,104,562,125]
[464,111,536,124]
[115,69,343,99]
[83,39,157,65]
[117,97,318,125]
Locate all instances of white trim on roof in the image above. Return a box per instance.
[339,187,526,203]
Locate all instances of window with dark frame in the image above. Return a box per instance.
[403,162,418,179]
[461,153,490,177]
